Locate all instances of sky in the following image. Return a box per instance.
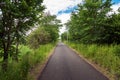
[43,0,120,34]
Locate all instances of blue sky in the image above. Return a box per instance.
[57,0,120,15]
[112,0,120,3]
[57,6,78,15]
[43,0,120,16]
[43,0,120,33]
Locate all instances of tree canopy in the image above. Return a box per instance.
[28,14,61,49]
[0,0,44,70]
[66,0,120,44]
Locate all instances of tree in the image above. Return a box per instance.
[28,27,51,49]
[0,0,44,70]
[67,0,114,44]
[40,14,61,42]
[28,14,61,49]
[98,13,120,44]
[61,32,68,41]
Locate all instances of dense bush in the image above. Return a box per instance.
[0,44,54,80]
[27,27,51,49]
[66,0,120,44]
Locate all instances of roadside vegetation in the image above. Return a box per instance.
[68,43,120,80]
[0,44,54,80]
[62,0,120,80]
[0,0,61,80]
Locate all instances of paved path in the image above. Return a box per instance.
[38,43,108,80]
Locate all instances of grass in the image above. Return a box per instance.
[0,43,55,80]
[68,42,120,80]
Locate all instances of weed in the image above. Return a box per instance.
[0,43,55,80]
[68,43,120,79]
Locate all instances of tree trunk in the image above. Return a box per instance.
[1,8,13,71]
[2,42,9,71]
[15,41,19,61]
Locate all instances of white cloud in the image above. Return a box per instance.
[59,26,66,35]
[43,0,82,34]
[43,0,82,15]
[43,0,120,34]
[111,3,120,14]
[57,13,71,34]
[57,13,71,24]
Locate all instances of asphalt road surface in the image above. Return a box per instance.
[38,43,108,80]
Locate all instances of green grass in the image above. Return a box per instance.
[68,43,120,80]
[0,43,55,80]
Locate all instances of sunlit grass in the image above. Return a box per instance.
[0,43,55,80]
[68,43,120,80]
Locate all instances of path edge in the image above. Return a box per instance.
[36,46,56,80]
[65,44,113,80]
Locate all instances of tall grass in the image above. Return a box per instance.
[0,43,55,80]
[68,43,120,80]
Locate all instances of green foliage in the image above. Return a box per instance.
[66,0,120,44]
[68,43,120,79]
[113,45,120,57]
[0,44,55,80]
[19,45,33,56]
[0,0,44,69]
[40,15,61,42]
[27,14,61,49]
[19,55,30,80]
[28,27,51,49]
[66,1,120,79]
[98,13,120,44]
[0,0,59,79]
[0,56,31,80]
[61,32,68,41]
